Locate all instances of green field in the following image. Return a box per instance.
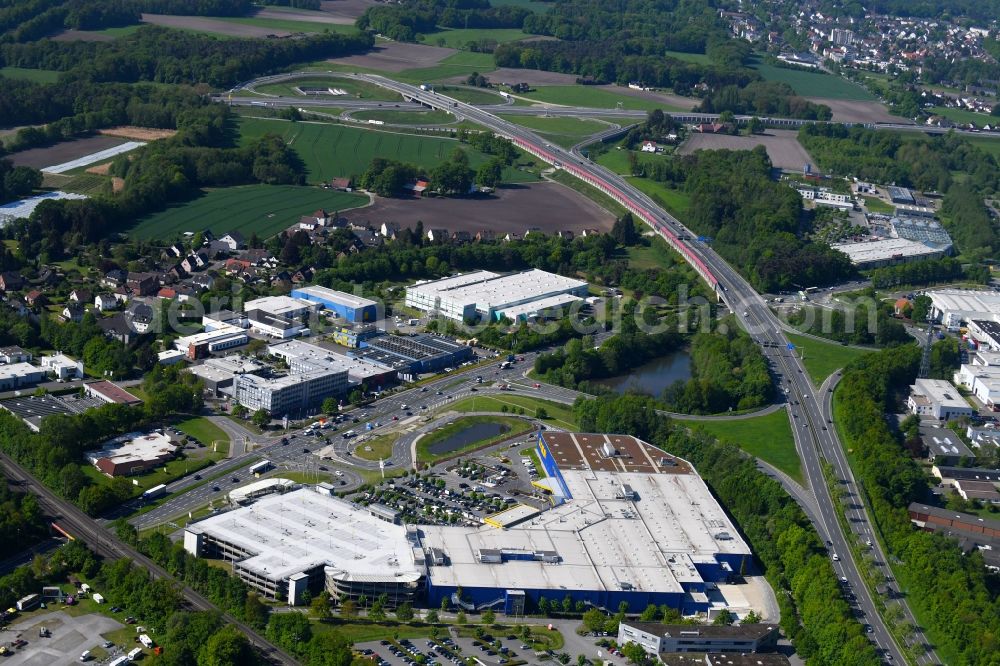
[928,106,994,126]
[861,195,894,214]
[421,27,536,49]
[498,114,611,148]
[785,331,871,385]
[129,185,367,241]
[626,176,691,216]
[175,416,228,447]
[352,109,457,125]
[417,415,530,463]
[966,135,1000,159]
[677,409,802,483]
[434,85,506,105]
[625,236,681,271]
[489,0,552,11]
[194,16,358,36]
[753,63,876,101]
[0,66,60,83]
[451,394,578,430]
[354,432,400,461]
[519,85,678,111]
[254,77,400,100]
[238,116,540,183]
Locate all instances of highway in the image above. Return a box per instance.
[344,73,937,665]
[0,451,299,666]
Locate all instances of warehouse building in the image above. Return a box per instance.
[830,238,946,269]
[908,503,1000,571]
[907,378,976,420]
[185,432,753,614]
[184,486,425,605]
[927,289,1000,331]
[0,362,46,390]
[405,270,589,322]
[888,186,915,205]
[889,217,952,251]
[243,296,320,339]
[86,431,179,477]
[174,323,248,360]
[352,333,474,378]
[84,380,143,406]
[290,285,379,323]
[968,319,1000,352]
[919,424,975,465]
[618,621,779,655]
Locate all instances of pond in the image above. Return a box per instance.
[592,351,692,397]
[424,421,511,456]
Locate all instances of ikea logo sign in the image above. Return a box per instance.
[538,440,548,459]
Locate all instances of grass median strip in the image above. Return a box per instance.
[417,415,530,463]
[785,332,871,385]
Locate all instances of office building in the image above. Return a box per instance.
[188,355,265,396]
[173,323,248,360]
[234,368,348,415]
[907,378,976,420]
[405,270,588,322]
[617,621,778,655]
[290,285,379,323]
[40,353,84,380]
[243,296,320,339]
[267,340,396,388]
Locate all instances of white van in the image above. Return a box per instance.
[79,650,92,662]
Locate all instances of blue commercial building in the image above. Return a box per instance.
[418,432,753,615]
[290,285,379,323]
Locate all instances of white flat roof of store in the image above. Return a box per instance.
[174,323,246,349]
[928,289,1000,317]
[229,478,296,504]
[408,271,500,297]
[831,238,941,263]
[408,270,587,312]
[268,340,392,380]
[84,431,177,466]
[292,285,377,309]
[188,488,421,582]
[244,296,317,316]
[421,463,750,594]
[0,362,44,380]
[911,378,970,409]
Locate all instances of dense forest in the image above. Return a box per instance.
[798,124,1000,260]
[782,289,912,346]
[574,393,882,665]
[695,81,832,120]
[662,326,774,413]
[664,145,852,291]
[835,344,1000,664]
[0,26,372,87]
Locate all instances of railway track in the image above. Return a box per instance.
[0,452,299,665]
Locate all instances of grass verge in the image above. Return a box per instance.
[417,415,530,464]
[784,331,871,385]
[450,394,578,430]
[354,432,400,461]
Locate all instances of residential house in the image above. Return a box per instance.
[7,297,28,317]
[641,140,658,153]
[557,230,575,240]
[503,232,521,242]
[168,244,185,258]
[452,231,472,244]
[225,258,252,273]
[173,285,196,302]
[127,303,155,334]
[352,228,382,249]
[25,290,46,307]
[271,271,292,288]
[291,268,313,284]
[404,180,430,196]
[181,252,208,274]
[69,288,92,305]
[98,313,135,344]
[427,228,449,243]
[475,230,495,243]
[0,272,24,292]
[113,286,130,305]
[695,122,726,133]
[166,265,185,282]
[218,231,246,251]
[157,287,178,300]
[580,228,601,237]
[329,177,351,191]
[190,273,215,291]
[95,294,118,312]
[35,267,59,287]
[127,272,158,297]
[61,303,84,323]
[380,222,400,239]
[299,219,318,232]
[0,346,31,363]
[241,249,277,268]
[102,269,127,288]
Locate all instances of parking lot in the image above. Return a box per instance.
[1,610,126,666]
[356,630,543,666]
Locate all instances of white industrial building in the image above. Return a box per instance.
[267,340,395,386]
[243,296,320,339]
[797,187,854,210]
[907,378,976,421]
[0,362,46,390]
[40,353,84,380]
[235,368,348,415]
[184,433,752,615]
[184,486,425,605]
[173,323,248,359]
[405,270,589,322]
[928,289,1000,331]
[830,238,946,269]
[968,320,1000,352]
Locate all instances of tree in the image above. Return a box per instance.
[712,609,735,625]
[231,403,247,419]
[243,592,270,630]
[481,608,496,626]
[620,642,647,666]
[747,116,763,134]
[639,604,658,621]
[610,213,639,246]
[199,625,257,666]
[475,157,504,188]
[369,599,386,622]
[425,609,439,624]
[456,611,467,625]
[251,408,270,429]
[395,602,414,622]
[311,591,333,620]
[339,600,357,618]
[583,608,605,633]
[538,597,550,615]
[536,407,548,419]
[322,397,338,414]
[440,596,450,613]
[742,610,762,624]
[266,612,312,650]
